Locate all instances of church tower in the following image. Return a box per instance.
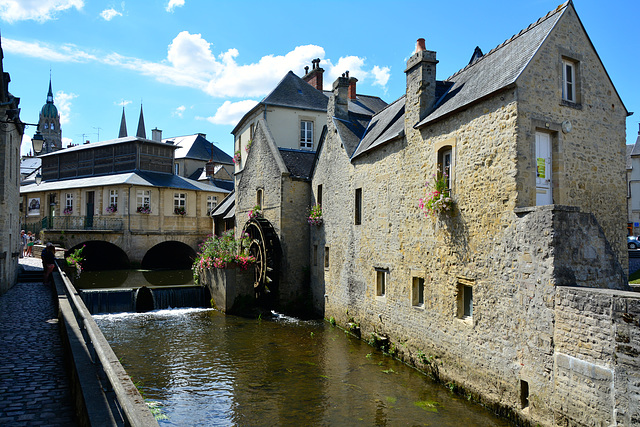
[37,78,62,153]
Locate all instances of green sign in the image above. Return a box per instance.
[537,158,545,178]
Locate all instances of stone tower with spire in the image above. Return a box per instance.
[118,107,127,138]
[37,78,62,153]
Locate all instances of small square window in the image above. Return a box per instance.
[412,277,425,306]
[375,269,387,297]
[457,284,473,320]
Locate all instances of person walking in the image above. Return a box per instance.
[42,243,57,286]
[19,230,26,258]
[26,232,35,257]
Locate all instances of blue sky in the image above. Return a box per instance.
[1,0,638,157]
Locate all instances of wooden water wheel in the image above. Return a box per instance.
[241,217,280,301]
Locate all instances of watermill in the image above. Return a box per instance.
[241,217,280,302]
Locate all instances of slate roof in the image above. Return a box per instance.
[417,1,569,127]
[20,170,227,194]
[278,148,316,179]
[211,190,235,220]
[164,134,233,164]
[38,136,175,157]
[352,96,406,159]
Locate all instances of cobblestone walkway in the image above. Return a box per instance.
[0,259,77,426]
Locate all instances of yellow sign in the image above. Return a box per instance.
[537,158,545,178]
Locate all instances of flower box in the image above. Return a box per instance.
[106,205,117,214]
[136,206,151,214]
[174,206,186,216]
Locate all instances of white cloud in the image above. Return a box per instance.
[204,100,259,125]
[114,100,132,107]
[100,8,121,21]
[371,65,391,87]
[62,136,73,147]
[0,0,83,23]
[173,105,186,118]
[4,32,391,100]
[54,90,77,125]
[166,0,184,12]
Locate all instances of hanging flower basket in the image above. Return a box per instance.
[419,173,455,218]
[308,204,323,226]
[248,205,262,220]
[233,150,241,164]
[245,140,253,154]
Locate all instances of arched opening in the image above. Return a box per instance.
[141,241,196,270]
[66,241,130,271]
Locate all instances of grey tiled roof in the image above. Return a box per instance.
[164,134,232,164]
[352,95,405,159]
[262,71,329,112]
[211,190,235,219]
[417,2,568,127]
[20,170,228,194]
[278,148,316,179]
[38,136,175,157]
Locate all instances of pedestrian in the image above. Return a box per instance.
[26,232,35,257]
[19,230,26,258]
[42,243,57,286]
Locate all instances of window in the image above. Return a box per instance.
[256,188,263,208]
[64,193,73,214]
[174,193,186,209]
[300,120,313,149]
[317,184,323,207]
[562,59,576,103]
[412,277,425,307]
[438,146,452,191]
[137,189,150,208]
[51,123,55,130]
[174,163,179,175]
[375,268,387,297]
[520,380,529,409]
[324,246,329,269]
[44,123,48,130]
[109,190,118,210]
[355,188,362,225]
[457,284,473,320]
[207,195,217,215]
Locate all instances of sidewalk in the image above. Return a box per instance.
[0,258,77,426]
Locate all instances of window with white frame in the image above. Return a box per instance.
[137,189,150,208]
[65,193,73,213]
[207,195,217,215]
[300,120,313,149]
[108,190,118,212]
[174,193,186,213]
[562,59,576,103]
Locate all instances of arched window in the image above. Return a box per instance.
[256,188,264,208]
[51,123,55,130]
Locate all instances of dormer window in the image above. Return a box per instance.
[300,120,313,149]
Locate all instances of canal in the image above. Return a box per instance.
[95,308,512,426]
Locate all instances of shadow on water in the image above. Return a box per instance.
[95,309,513,427]
[73,269,193,290]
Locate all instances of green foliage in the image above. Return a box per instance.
[419,172,454,217]
[192,230,255,284]
[307,204,323,226]
[65,245,85,275]
[329,316,336,326]
[414,400,439,412]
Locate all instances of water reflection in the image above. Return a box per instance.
[95,309,511,427]
[74,269,193,290]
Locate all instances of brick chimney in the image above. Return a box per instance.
[405,38,438,123]
[302,58,324,91]
[328,71,350,121]
[348,77,358,100]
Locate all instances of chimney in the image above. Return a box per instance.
[328,72,350,121]
[405,38,438,123]
[152,127,162,142]
[348,77,358,100]
[302,58,324,91]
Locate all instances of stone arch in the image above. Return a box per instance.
[66,241,130,271]
[141,240,196,270]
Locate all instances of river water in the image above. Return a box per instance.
[95,308,511,426]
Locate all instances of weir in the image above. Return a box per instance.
[80,285,211,314]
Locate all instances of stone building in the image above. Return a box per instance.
[19,131,229,269]
[0,37,24,294]
[626,124,640,236]
[310,2,637,426]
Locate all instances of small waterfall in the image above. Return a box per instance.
[80,286,211,314]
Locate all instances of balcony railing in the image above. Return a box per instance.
[42,215,124,231]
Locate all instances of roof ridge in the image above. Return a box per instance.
[447,1,569,81]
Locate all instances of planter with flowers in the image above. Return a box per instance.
[233,151,241,165]
[63,207,73,215]
[248,205,262,220]
[245,139,253,154]
[174,206,186,216]
[136,205,151,214]
[308,204,323,226]
[106,204,117,214]
[419,173,455,218]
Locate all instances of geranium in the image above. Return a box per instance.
[192,231,256,284]
[65,245,85,276]
[245,139,253,154]
[308,204,323,226]
[106,204,117,213]
[63,207,73,215]
[248,205,262,220]
[233,150,241,165]
[419,173,454,217]
[174,206,186,216]
[136,205,151,214]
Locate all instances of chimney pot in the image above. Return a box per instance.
[415,38,426,53]
[304,66,309,74]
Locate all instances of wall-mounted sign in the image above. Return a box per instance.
[28,198,40,216]
[537,158,546,179]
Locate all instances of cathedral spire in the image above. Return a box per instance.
[118,106,128,138]
[136,104,146,139]
[46,76,53,104]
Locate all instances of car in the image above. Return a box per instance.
[628,236,639,249]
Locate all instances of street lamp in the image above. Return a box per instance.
[31,131,44,154]
[35,172,42,185]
